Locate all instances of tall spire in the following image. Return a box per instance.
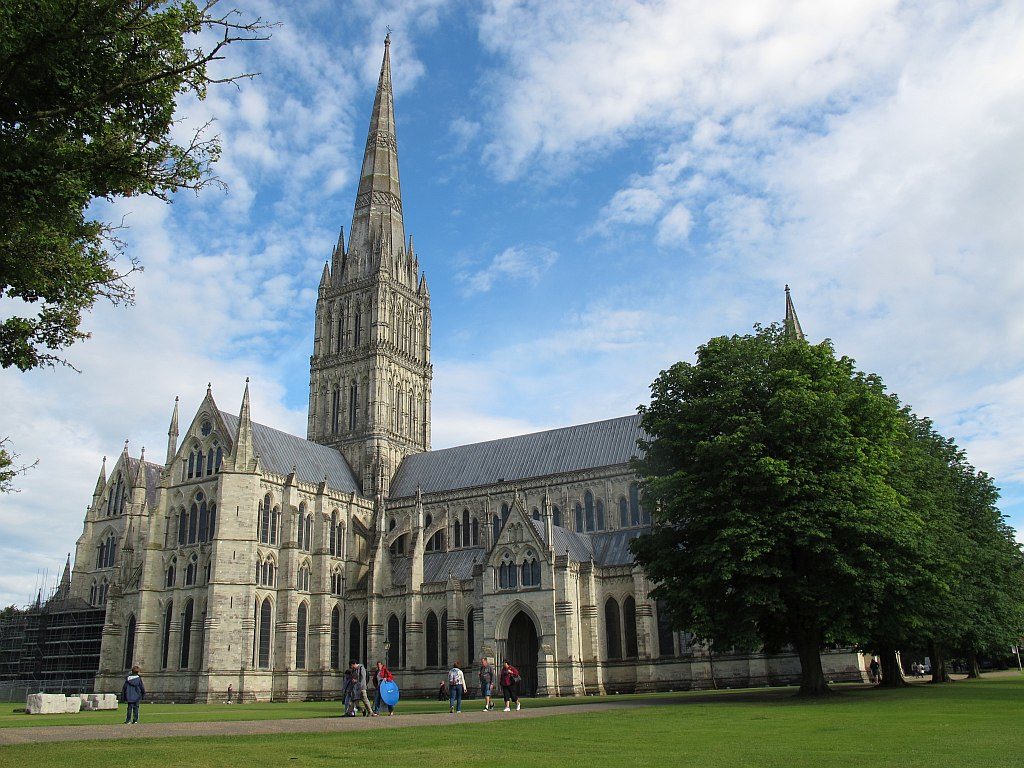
[233,378,257,472]
[784,285,805,340]
[166,396,179,465]
[349,33,405,261]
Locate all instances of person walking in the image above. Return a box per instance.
[479,657,495,711]
[341,668,356,716]
[500,660,521,711]
[226,683,233,704]
[120,665,145,724]
[869,657,881,684]
[349,660,372,716]
[372,660,395,716]
[447,661,467,713]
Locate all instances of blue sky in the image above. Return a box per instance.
[2,0,1023,605]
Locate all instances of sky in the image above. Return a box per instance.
[2,0,1023,606]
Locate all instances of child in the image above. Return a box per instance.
[120,665,145,724]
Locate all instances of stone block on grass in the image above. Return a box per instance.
[25,693,69,714]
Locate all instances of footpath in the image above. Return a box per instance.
[0,700,636,745]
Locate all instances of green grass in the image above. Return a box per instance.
[0,689,689,728]
[3,677,1024,768]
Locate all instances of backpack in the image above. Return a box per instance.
[448,668,461,685]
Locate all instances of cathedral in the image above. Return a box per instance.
[65,38,867,702]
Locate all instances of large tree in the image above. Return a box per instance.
[0,0,271,371]
[631,324,915,695]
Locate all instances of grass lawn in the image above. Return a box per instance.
[0,689,688,728]
[2,676,1023,768]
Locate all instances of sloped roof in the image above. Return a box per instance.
[390,414,644,498]
[591,527,648,566]
[390,548,482,586]
[219,411,360,492]
[124,457,162,509]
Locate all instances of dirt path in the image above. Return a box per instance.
[0,700,634,745]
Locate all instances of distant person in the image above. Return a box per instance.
[500,660,521,711]
[373,660,395,716]
[342,668,356,716]
[226,683,233,704]
[120,665,145,724]
[448,661,467,713]
[869,657,881,684]
[479,657,494,711]
[350,660,371,716]
[438,680,448,701]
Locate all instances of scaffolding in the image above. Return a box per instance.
[0,587,105,700]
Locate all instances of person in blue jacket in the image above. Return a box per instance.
[121,665,145,724]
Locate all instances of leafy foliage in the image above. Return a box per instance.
[0,0,271,370]
[632,322,1024,693]
[631,324,918,693]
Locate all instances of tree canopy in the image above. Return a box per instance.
[631,322,1024,694]
[0,0,271,371]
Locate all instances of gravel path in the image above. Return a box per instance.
[0,701,635,745]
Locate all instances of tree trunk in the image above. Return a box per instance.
[793,630,830,696]
[878,646,910,688]
[965,649,981,679]
[929,642,952,683]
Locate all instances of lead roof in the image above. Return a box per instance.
[219,411,360,492]
[389,414,645,498]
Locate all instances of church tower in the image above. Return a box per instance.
[308,34,432,494]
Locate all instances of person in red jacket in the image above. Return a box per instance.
[500,659,521,711]
[372,660,395,716]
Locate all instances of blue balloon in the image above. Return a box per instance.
[379,680,400,707]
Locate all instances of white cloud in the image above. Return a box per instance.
[456,246,558,294]
[656,203,693,246]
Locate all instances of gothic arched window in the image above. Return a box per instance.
[179,599,194,669]
[387,614,400,668]
[165,558,176,588]
[605,598,622,660]
[501,502,510,525]
[629,482,644,526]
[329,511,339,556]
[348,381,358,431]
[532,508,540,521]
[184,554,198,586]
[330,606,341,670]
[270,506,280,545]
[297,564,311,592]
[596,499,605,530]
[491,514,500,542]
[123,614,136,670]
[331,567,343,596]
[584,491,595,532]
[295,602,308,670]
[454,519,461,548]
[349,616,360,666]
[161,602,173,669]
[426,611,438,667]
[258,598,273,669]
[552,505,562,527]
[574,502,584,533]
[259,494,272,544]
[472,516,479,546]
[619,497,629,527]
[623,596,638,658]
[207,503,217,541]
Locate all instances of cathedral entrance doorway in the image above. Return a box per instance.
[506,611,539,697]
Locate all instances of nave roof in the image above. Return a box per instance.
[389,414,645,498]
[219,411,360,493]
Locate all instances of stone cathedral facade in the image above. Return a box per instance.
[67,38,867,702]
